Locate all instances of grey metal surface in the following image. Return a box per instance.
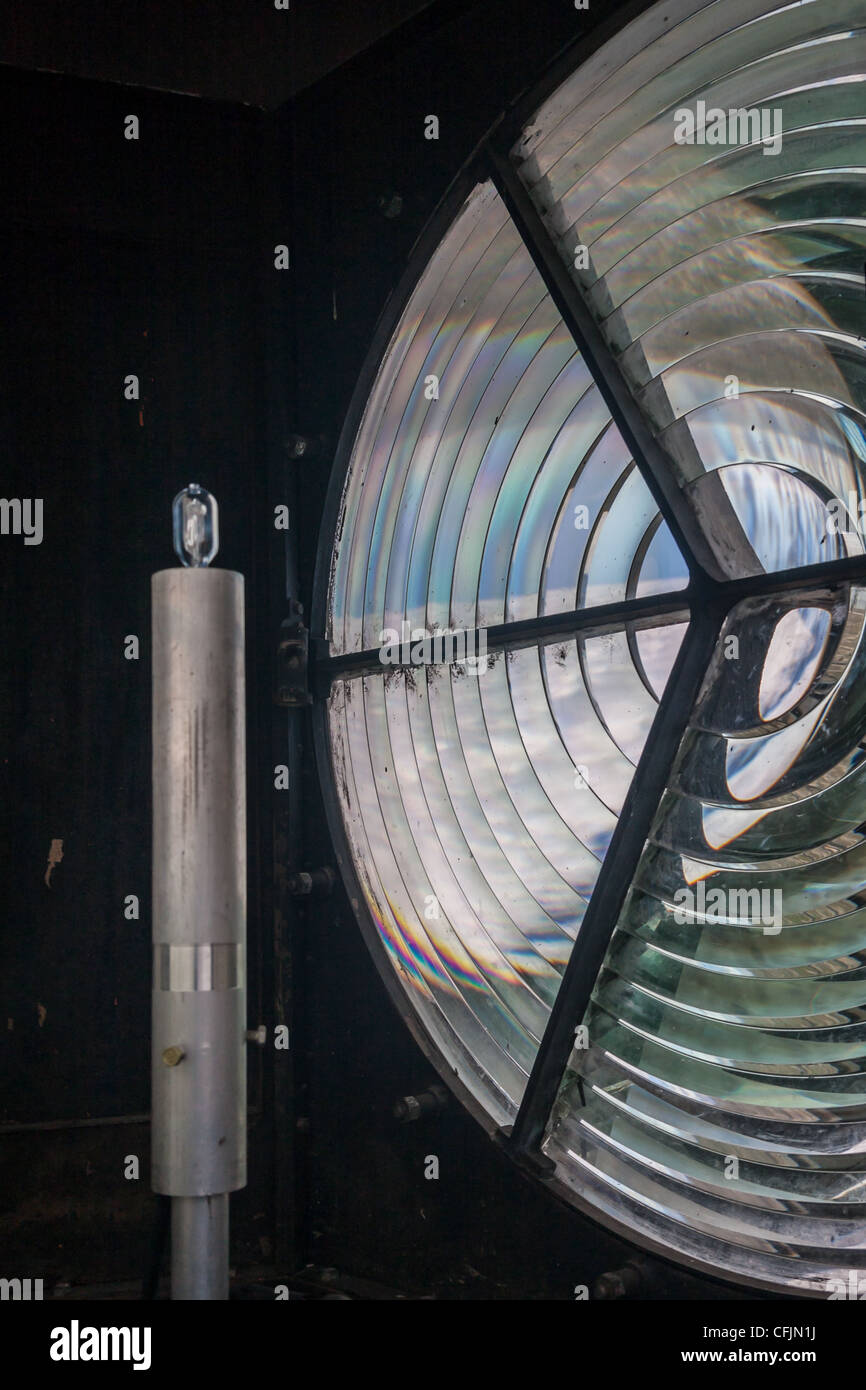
[171,1194,230,1301]
[151,567,247,1199]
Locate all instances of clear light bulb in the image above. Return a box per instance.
[172,484,219,567]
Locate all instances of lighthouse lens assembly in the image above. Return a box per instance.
[317,0,866,1297]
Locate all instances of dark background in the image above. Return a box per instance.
[0,0,744,1299]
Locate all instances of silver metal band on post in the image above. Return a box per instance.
[154,943,245,993]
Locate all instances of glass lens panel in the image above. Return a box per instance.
[514,0,866,579]
[544,584,866,1293]
[326,180,686,656]
[326,620,686,1124]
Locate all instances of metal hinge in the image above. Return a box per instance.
[275,601,312,706]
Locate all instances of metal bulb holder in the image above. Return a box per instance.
[152,485,246,1300]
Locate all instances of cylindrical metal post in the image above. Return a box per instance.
[151,564,246,1301]
[171,1196,230,1302]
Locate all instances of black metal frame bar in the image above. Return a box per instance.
[315,550,866,685]
[314,588,692,688]
[308,11,866,1177]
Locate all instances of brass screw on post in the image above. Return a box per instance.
[162,1045,185,1067]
